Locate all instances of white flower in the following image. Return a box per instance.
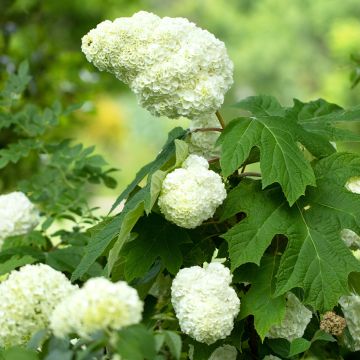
[158,154,226,228]
[0,264,76,348]
[50,277,143,338]
[0,191,40,248]
[346,177,360,194]
[263,356,281,360]
[339,293,360,351]
[188,114,221,158]
[266,293,312,341]
[81,11,233,119]
[353,249,360,261]
[208,345,237,360]
[171,261,240,344]
[341,229,360,249]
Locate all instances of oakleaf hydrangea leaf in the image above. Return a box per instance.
[222,153,360,311]
[124,213,190,281]
[237,256,286,341]
[218,116,316,205]
[287,99,360,142]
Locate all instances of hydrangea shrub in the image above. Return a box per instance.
[1,10,360,360]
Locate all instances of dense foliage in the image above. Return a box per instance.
[1,10,360,360]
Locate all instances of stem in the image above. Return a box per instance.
[215,110,226,129]
[191,127,223,133]
[237,172,261,178]
[208,157,220,164]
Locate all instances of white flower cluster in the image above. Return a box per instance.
[341,179,360,250]
[171,261,240,344]
[188,115,221,158]
[208,345,237,360]
[50,277,143,338]
[81,11,233,119]
[0,264,76,348]
[346,177,360,194]
[353,249,360,261]
[339,294,360,351]
[266,293,312,341]
[341,229,360,249]
[0,191,40,248]
[158,155,226,228]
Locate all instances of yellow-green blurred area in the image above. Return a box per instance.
[1,0,360,210]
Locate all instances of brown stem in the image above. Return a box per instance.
[237,172,261,178]
[208,157,220,164]
[191,127,223,133]
[215,110,226,129]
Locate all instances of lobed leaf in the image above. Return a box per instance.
[222,153,360,311]
[124,213,190,281]
[238,256,286,340]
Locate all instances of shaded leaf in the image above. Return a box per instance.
[238,256,286,340]
[116,324,156,360]
[124,213,190,281]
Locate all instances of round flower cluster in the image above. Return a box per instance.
[339,294,360,351]
[208,345,237,360]
[0,191,40,248]
[188,115,221,158]
[158,155,226,228]
[81,11,233,119]
[50,277,143,338]
[266,293,312,341]
[171,261,240,344]
[0,264,76,348]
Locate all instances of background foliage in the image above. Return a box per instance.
[1,0,360,208]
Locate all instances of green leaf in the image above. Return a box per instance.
[163,331,182,360]
[234,95,285,116]
[72,187,147,281]
[174,139,188,168]
[107,201,145,275]
[189,342,218,360]
[0,61,31,106]
[238,256,286,340]
[221,180,290,268]
[27,329,48,351]
[218,116,316,205]
[144,170,167,214]
[44,349,72,360]
[311,330,336,343]
[223,153,360,311]
[0,255,36,275]
[288,338,311,357]
[0,347,39,360]
[287,99,360,142]
[46,246,102,278]
[116,324,156,360]
[0,139,41,169]
[275,153,360,309]
[266,338,311,359]
[144,139,188,215]
[110,127,186,213]
[124,214,190,281]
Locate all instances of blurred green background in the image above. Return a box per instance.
[1,0,360,210]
